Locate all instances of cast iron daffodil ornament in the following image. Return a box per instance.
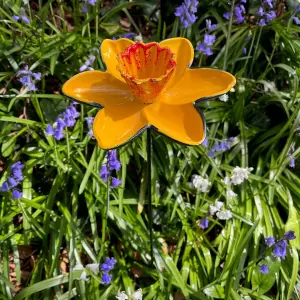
[62,38,236,149]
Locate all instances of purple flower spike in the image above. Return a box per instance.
[223,12,230,20]
[202,138,209,147]
[284,230,296,240]
[0,181,9,192]
[45,124,54,135]
[12,189,23,200]
[265,236,275,247]
[264,0,274,9]
[213,142,220,152]
[111,177,122,188]
[108,150,121,171]
[259,264,269,274]
[13,7,30,24]
[8,177,18,188]
[122,32,135,39]
[289,156,295,168]
[204,34,216,46]
[82,5,88,13]
[273,240,287,259]
[257,7,264,17]
[196,43,213,56]
[206,19,217,32]
[101,272,112,285]
[199,217,209,229]
[80,55,96,72]
[208,150,215,157]
[100,165,110,182]
[174,0,199,28]
[292,16,300,25]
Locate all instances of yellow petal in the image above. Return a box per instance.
[93,102,147,149]
[163,68,236,105]
[144,102,205,145]
[159,38,194,88]
[101,38,135,82]
[62,70,133,107]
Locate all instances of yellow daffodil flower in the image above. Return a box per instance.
[62,38,236,149]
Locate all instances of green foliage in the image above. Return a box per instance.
[0,0,300,299]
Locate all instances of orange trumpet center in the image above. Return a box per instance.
[117,42,176,104]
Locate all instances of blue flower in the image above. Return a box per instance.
[83,0,97,5]
[8,177,18,188]
[265,236,275,247]
[0,181,9,192]
[111,177,122,188]
[108,150,121,171]
[213,142,220,152]
[100,257,116,285]
[11,162,24,182]
[263,0,274,9]
[235,5,245,24]
[207,150,215,157]
[206,19,217,32]
[174,0,199,28]
[258,18,266,26]
[289,155,295,168]
[101,272,112,285]
[13,8,30,24]
[85,117,94,137]
[223,12,230,20]
[284,230,296,240]
[100,151,122,186]
[202,138,209,147]
[259,264,269,274]
[199,217,209,229]
[292,16,300,25]
[257,7,264,17]
[265,11,276,22]
[82,5,88,13]
[12,189,23,200]
[100,257,116,272]
[273,239,287,259]
[204,34,216,46]
[100,165,110,182]
[243,47,247,54]
[45,124,54,135]
[196,43,213,56]
[80,55,96,72]
[17,65,41,91]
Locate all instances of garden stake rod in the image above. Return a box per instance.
[147,128,154,264]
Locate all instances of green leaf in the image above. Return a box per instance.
[203,285,225,299]
[251,258,281,295]
[40,99,67,123]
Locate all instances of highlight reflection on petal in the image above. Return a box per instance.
[93,102,147,149]
[101,39,135,82]
[159,38,194,88]
[62,71,133,107]
[144,102,205,145]
[163,68,236,105]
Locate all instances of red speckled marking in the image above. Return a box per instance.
[117,42,176,103]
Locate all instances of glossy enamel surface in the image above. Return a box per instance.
[117,42,176,103]
[62,38,236,149]
[101,38,135,82]
[62,71,133,107]
[144,102,205,145]
[163,68,236,105]
[93,102,147,149]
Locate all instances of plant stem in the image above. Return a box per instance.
[223,0,236,70]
